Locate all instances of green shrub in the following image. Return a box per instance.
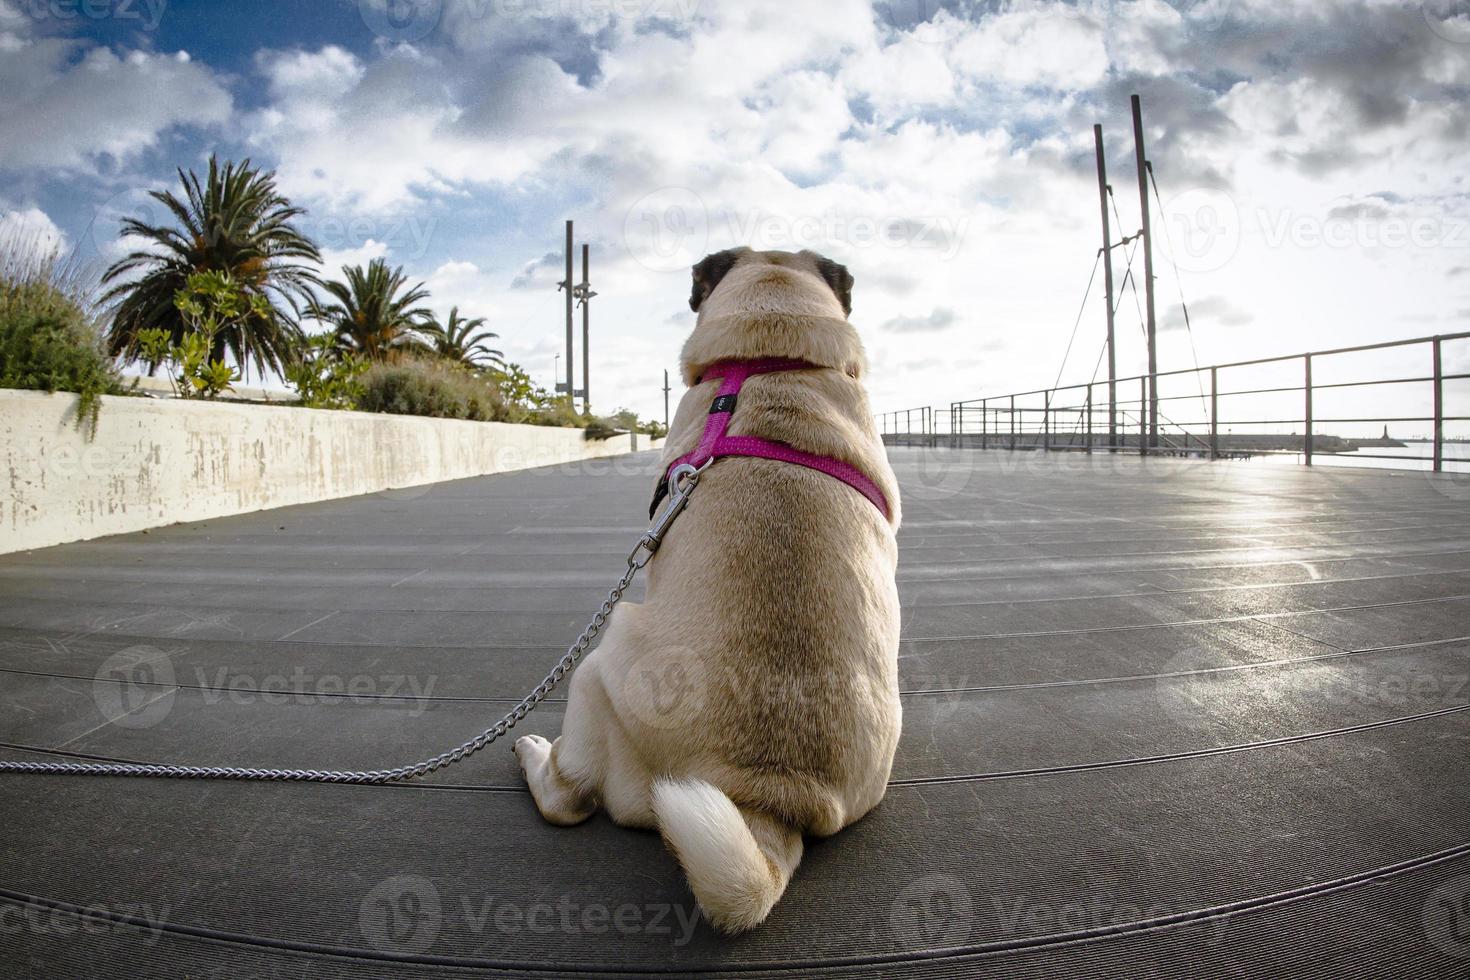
[0,242,119,436]
[358,357,507,421]
[285,332,367,410]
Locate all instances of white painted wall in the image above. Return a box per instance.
[1,390,662,554]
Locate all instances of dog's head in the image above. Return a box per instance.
[680,248,864,384]
[689,247,852,319]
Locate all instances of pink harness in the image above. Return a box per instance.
[650,358,892,521]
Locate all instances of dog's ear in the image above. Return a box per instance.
[689,249,742,312]
[814,256,854,316]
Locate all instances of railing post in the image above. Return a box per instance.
[981,399,987,449]
[1139,378,1148,456]
[1086,386,1093,454]
[1010,395,1017,451]
[1434,337,1444,472]
[1043,390,1051,452]
[1209,366,1219,460]
[1304,353,1314,466]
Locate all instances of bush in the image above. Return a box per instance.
[358,357,507,421]
[0,240,119,436]
[285,333,367,410]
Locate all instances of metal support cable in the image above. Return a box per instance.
[1146,162,1210,418]
[1050,250,1104,393]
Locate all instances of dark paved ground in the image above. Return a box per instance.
[2,448,1469,977]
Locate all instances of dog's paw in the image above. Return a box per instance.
[513,734,551,765]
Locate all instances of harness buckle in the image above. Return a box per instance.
[627,460,711,569]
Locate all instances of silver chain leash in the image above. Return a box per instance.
[0,462,709,784]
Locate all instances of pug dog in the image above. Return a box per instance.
[515,247,901,933]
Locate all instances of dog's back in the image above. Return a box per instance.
[516,247,902,934]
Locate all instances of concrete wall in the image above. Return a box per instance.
[1,389,662,554]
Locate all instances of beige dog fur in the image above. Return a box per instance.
[514,248,902,933]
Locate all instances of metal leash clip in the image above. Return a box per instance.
[627,460,712,569]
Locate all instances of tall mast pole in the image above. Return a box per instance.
[563,220,575,405]
[1131,94,1159,450]
[663,369,670,430]
[1094,124,1117,451]
[580,243,591,416]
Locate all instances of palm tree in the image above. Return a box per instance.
[423,307,502,369]
[311,259,432,360]
[101,155,321,380]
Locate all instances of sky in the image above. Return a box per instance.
[1,0,1468,429]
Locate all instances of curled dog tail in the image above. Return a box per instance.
[651,778,803,933]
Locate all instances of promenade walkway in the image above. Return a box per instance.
[2,449,1467,976]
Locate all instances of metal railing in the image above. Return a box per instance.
[880,332,1470,471]
[876,405,940,447]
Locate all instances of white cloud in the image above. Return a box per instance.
[8,0,1470,423]
[0,37,231,170]
[0,205,67,257]
[317,237,390,275]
